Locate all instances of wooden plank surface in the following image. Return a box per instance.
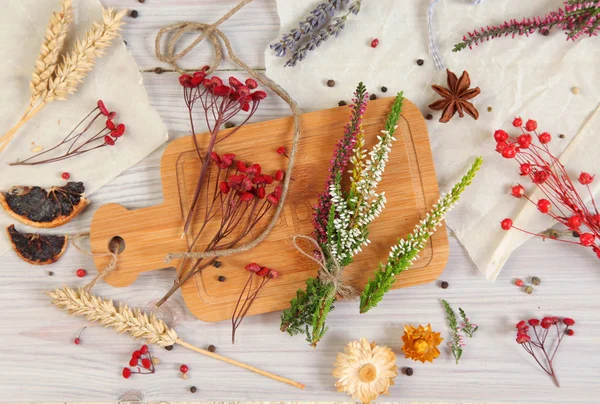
[0,0,598,402]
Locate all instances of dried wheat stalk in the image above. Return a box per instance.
[48,287,305,390]
[30,0,73,105]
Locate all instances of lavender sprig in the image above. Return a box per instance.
[283,1,362,67]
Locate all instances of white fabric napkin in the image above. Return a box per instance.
[265,0,600,280]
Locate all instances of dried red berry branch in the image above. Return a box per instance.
[231,263,279,344]
[494,117,600,258]
[515,317,575,387]
[156,152,283,307]
[10,100,125,166]
[122,344,156,379]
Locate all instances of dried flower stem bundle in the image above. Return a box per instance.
[0,7,126,153]
[48,286,305,390]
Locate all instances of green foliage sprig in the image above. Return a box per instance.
[359,157,483,313]
[442,299,463,364]
[460,307,479,338]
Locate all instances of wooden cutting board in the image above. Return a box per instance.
[90,98,448,322]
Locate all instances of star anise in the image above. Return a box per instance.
[429,69,480,123]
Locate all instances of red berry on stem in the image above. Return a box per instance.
[579,172,594,185]
[512,117,523,127]
[580,233,595,246]
[517,134,532,149]
[245,78,258,89]
[516,320,527,329]
[140,345,149,354]
[132,350,141,359]
[567,216,582,229]
[525,119,537,131]
[495,141,508,153]
[519,163,532,176]
[511,185,525,198]
[74,337,81,345]
[563,318,575,326]
[106,119,116,130]
[501,144,517,159]
[141,358,152,369]
[104,135,115,146]
[275,170,284,181]
[515,279,524,287]
[528,319,540,326]
[541,317,553,329]
[537,199,552,213]
[61,172,70,180]
[129,357,138,367]
[370,38,379,48]
[276,146,287,155]
[501,218,513,230]
[76,268,86,278]
[493,129,508,142]
[538,132,551,144]
[122,368,132,379]
[97,100,109,116]
[566,329,575,336]
[180,364,189,374]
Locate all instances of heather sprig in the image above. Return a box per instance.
[359,157,483,313]
[459,307,479,338]
[284,1,362,67]
[442,300,464,365]
[453,1,600,52]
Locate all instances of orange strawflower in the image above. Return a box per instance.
[401,324,443,363]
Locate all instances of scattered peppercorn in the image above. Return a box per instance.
[138,0,145,3]
[487,106,492,112]
[440,281,449,289]
[525,286,534,294]
[213,260,222,268]
[165,345,174,351]
[531,276,541,286]
[426,113,433,120]
[338,100,347,107]
[369,94,377,100]
[154,67,164,74]
[571,87,580,95]
[416,59,424,66]
[515,279,524,287]
[326,79,335,87]
[48,271,54,276]
[224,122,235,129]
[218,275,226,282]
[573,231,580,238]
[123,40,127,46]
[559,134,565,139]
[405,367,414,376]
[207,344,216,353]
[190,386,197,393]
[129,10,139,18]
[381,86,388,93]
[61,172,70,180]
[370,38,379,48]
[152,357,160,365]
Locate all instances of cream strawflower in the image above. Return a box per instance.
[332,337,398,403]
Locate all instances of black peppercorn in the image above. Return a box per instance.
[416,59,424,66]
[224,122,235,129]
[405,367,414,376]
[212,261,222,268]
[487,106,493,112]
[441,281,449,289]
[123,40,127,46]
[218,275,226,282]
[154,67,164,74]
[326,79,335,87]
[129,10,139,18]
[559,134,565,139]
[165,345,174,351]
[48,271,54,276]
[338,100,347,106]
[369,94,377,100]
[190,386,197,393]
[573,231,580,238]
[207,344,216,352]
[138,0,146,3]
[426,113,433,120]
[381,86,388,93]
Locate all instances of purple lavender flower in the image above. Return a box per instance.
[284,16,348,67]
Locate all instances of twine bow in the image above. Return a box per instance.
[428,0,483,70]
[72,233,119,293]
[292,235,357,300]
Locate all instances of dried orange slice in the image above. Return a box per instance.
[7,225,67,265]
[0,182,87,228]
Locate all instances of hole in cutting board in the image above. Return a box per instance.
[108,236,126,254]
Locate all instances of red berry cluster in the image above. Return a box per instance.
[245,262,279,279]
[122,344,155,379]
[515,316,575,387]
[98,100,126,146]
[212,152,283,207]
[495,118,600,258]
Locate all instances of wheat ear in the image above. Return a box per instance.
[48,287,305,390]
[30,0,73,105]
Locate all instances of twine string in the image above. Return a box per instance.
[72,233,119,292]
[155,0,301,263]
[428,0,483,70]
[291,235,356,300]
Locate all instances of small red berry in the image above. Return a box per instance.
[563,318,575,326]
[495,141,508,153]
[141,358,152,369]
[580,232,595,246]
[106,119,116,130]
[515,279,524,287]
[525,119,537,131]
[538,132,551,144]
[267,194,279,205]
[541,317,553,329]
[104,135,115,146]
[275,170,284,181]
[578,172,594,185]
[140,345,149,354]
[501,218,513,230]
[61,172,70,180]
[537,199,552,213]
[501,144,517,159]
[76,268,86,278]
[512,117,523,127]
[493,129,508,143]
[276,146,287,155]
[245,78,258,90]
[517,134,532,149]
[516,334,531,344]
[528,318,540,326]
[74,337,81,345]
[180,364,189,374]
[129,357,138,367]
[511,185,525,198]
[516,320,527,329]
[97,100,109,116]
[567,216,582,229]
[370,38,379,48]
[566,329,575,336]
[219,181,230,194]
[122,367,132,379]
[132,350,141,359]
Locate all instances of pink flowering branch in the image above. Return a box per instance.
[454,1,600,52]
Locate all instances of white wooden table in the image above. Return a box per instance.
[1,1,599,402]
